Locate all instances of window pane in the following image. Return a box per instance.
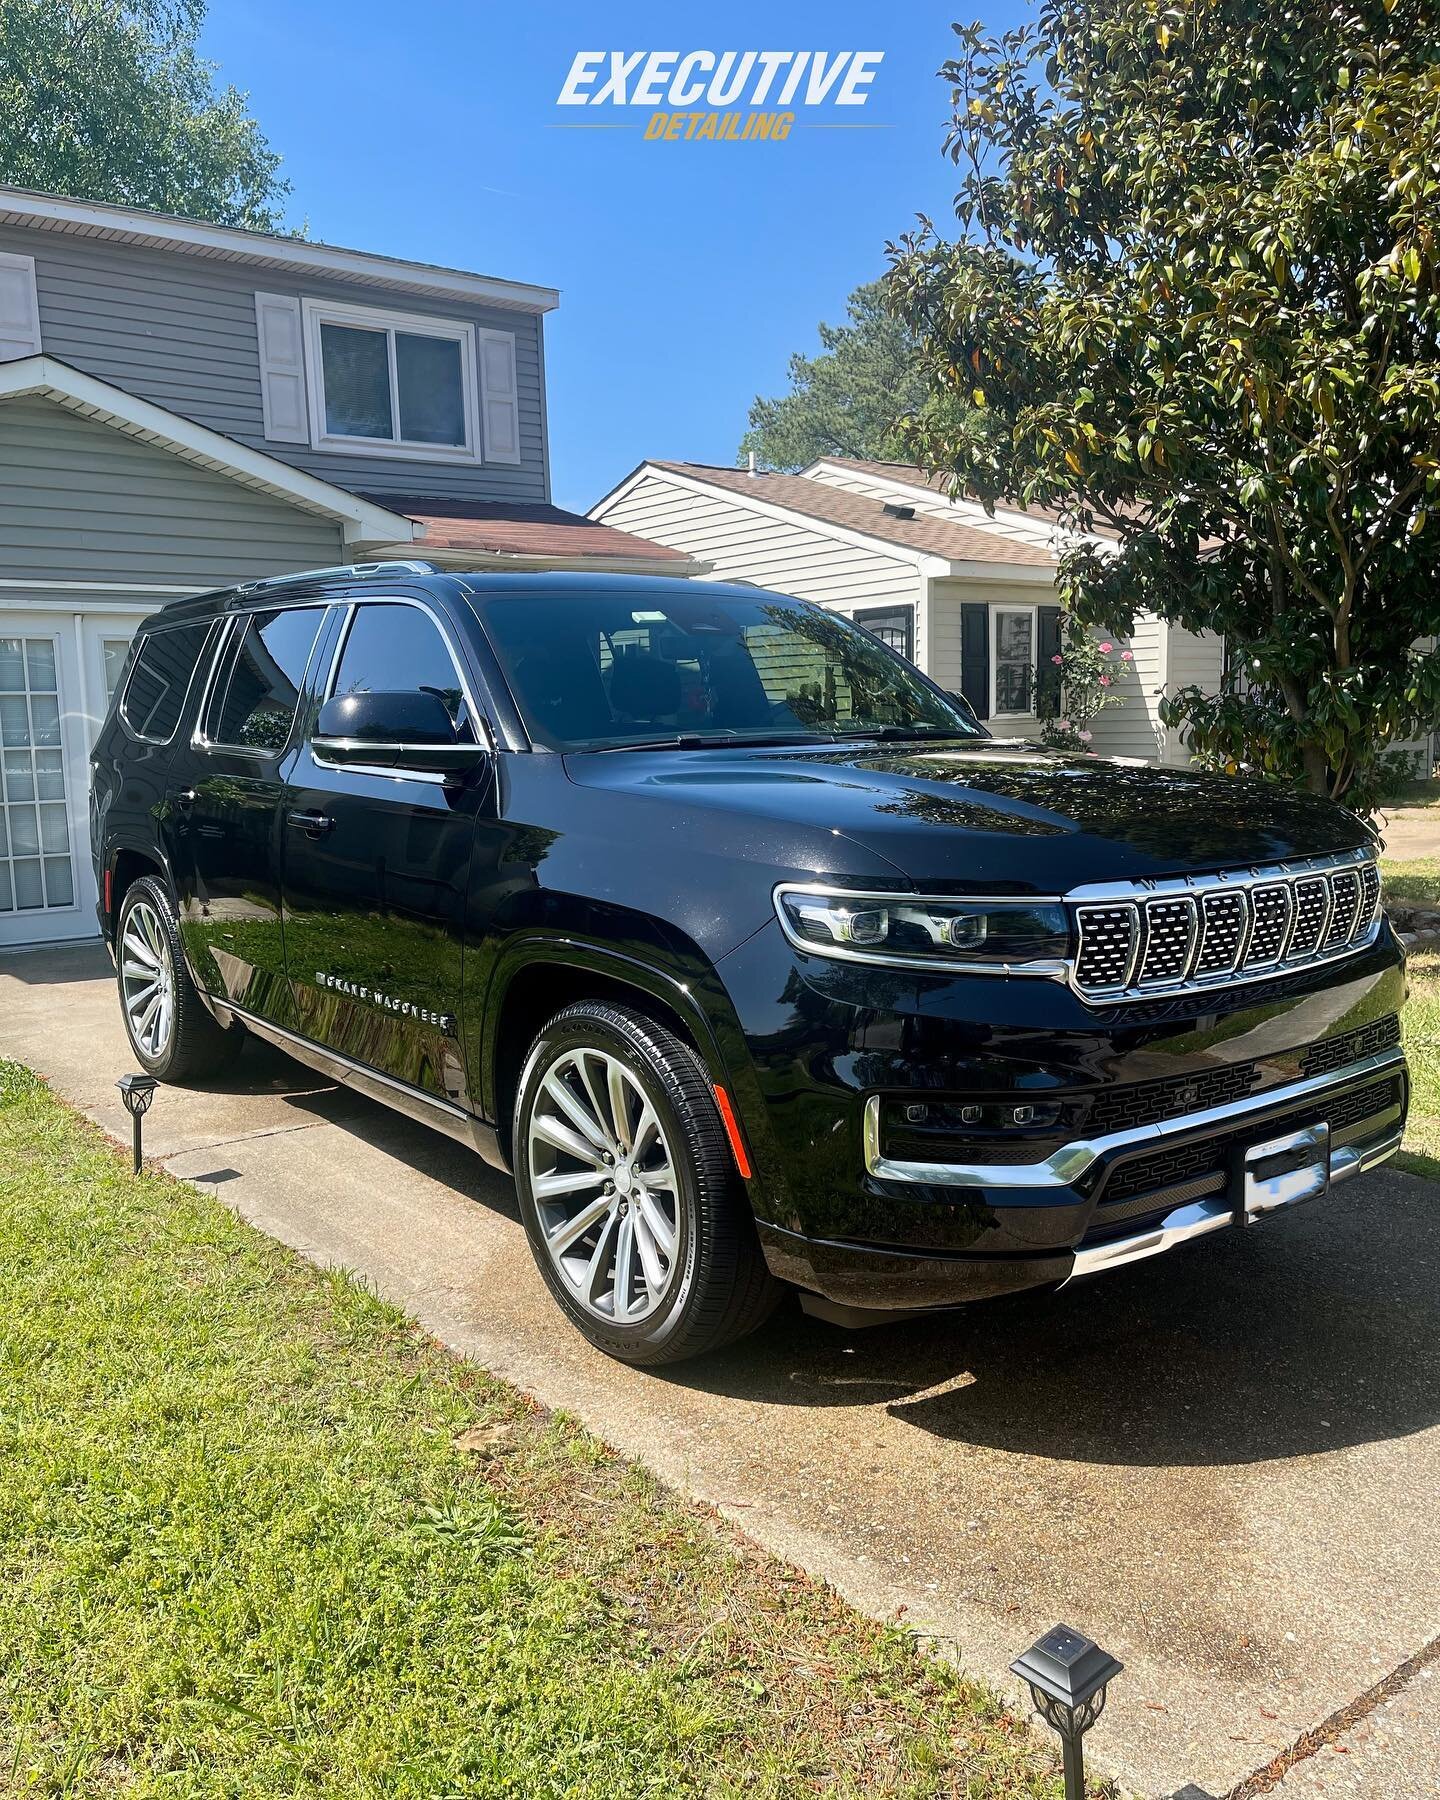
[211,607,324,751]
[13,858,42,909]
[25,640,56,692]
[396,333,465,446]
[9,806,38,855]
[321,323,393,439]
[0,697,27,747]
[4,752,33,801]
[43,856,74,907]
[995,610,1034,715]
[0,639,22,691]
[34,750,63,800]
[0,863,11,911]
[39,803,67,854]
[331,603,474,738]
[121,622,209,742]
[29,695,60,747]
[103,637,133,705]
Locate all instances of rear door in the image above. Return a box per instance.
[167,603,328,1031]
[281,596,492,1105]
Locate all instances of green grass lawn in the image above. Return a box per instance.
[1398,946,1440,1181]
[0,1062,1074,1800]
[1381,856,1440,905]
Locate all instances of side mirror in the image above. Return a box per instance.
[313,690,487,774]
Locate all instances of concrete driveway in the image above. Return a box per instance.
[3,941,1438,1800]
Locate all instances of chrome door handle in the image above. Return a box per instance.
[288,810,334,836]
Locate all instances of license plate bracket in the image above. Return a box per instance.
[1240,1122,1331,1222]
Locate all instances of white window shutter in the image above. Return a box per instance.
[254,292,309,442]
[0,253,41,361]
[476,328,521,464]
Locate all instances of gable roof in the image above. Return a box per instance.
[810,457,1122,542]
[638,461,1059,568]
[0,185,558,313]
[360,495,707,575]
[0,355,416,547]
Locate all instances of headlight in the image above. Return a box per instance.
[774,886,1071,974]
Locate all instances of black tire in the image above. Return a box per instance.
[514,1001,779,1366]
[115,874,244,1082]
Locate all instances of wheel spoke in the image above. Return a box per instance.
[637,1191,676,1260]
[640,1158,677,1195]
[632,1209,667,1294]
[611,1212,635,1319]
[607,1061,632,1151]
[533,1166,608,1201]
[632,1102,661,1156]
[123,960,157,987]
[531,1111,605,1168]
[122,931,158,970]
[546,1192,614,1256]
[542,1068,612,1154]
[577,1055,616,1147]
[584,1209,620,1305]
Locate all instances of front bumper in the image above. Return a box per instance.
[755,1045,1406,1314]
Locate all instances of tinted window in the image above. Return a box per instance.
[120,623,211,742]
[207,607,324,752]
[471,588,983,752]
[329,603,475,740]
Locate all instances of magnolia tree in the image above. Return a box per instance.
[889,0,1440,809]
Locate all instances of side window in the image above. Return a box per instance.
[120,623,211,743]
[206,607,325,752]
[328,603,476,742]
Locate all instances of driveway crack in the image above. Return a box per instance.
[1221,1633,1440,1796]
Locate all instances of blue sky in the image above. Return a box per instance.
[199,3,1026,513]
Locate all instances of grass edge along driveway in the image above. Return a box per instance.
[0,1059,1085,1800]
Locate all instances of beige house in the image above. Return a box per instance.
[590,455,1229,763]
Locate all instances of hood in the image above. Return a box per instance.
[563,741,1373,893]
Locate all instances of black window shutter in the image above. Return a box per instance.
[960,603,990,719]
[1036,605,1063,719]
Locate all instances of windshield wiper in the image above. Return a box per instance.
[585,732,821,754]
[822,726,980,743]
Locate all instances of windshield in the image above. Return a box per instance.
[471,588,986,752]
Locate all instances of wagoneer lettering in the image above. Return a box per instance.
[91,566,1408,1366]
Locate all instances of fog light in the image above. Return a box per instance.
[1012,1104,1035,1126]
[1010,1624,1122,1800]
[960,1104,982,1125]
[117,1072,159,1173]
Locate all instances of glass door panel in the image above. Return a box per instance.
[0,633,75,914]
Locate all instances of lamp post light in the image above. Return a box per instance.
[116,1073,159,1173]
[1010,1623,1123,1800]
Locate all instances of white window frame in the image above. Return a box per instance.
[300,297,481,463]
[990,603,1039,718]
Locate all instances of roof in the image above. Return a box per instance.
[812,457,1121,541]
[363,496,708,576]
[0,355,415,548]
[642,461,1060,568]
[0,185,558,314]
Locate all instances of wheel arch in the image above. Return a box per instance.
[481,938,737,1168]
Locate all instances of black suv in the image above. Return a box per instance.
[91,564,1407,1365]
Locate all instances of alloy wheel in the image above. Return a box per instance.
[526,1047,682,1324]
[120,899,176,1060]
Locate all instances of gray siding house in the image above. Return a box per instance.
[0,186,695,949]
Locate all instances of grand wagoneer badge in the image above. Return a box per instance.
[316,971,456,1036]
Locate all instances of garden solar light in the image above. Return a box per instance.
[116,1073,159,1173]
[1010,1623,1123,1800]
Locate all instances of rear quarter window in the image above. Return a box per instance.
[119,622,212,743]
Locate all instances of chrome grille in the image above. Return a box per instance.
[1244,883,1292,967]
[1075,905,1137,990]
[1069,852,1382,1002]
[1195,891,1247,975]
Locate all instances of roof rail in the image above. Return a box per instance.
[235,559,439,596]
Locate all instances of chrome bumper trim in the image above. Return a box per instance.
[1061,1122,1403,1285]
[862,1046,1406,1189]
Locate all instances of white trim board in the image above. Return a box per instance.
[0,185,559,313]
[0,355,417,547]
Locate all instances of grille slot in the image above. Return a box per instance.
[1070,854,1379,1001]
[1087,1060,1261,1136]
[1138,897,1197,983]
[1075,905,1136,991]
[1300,1014,1401,1077]
[1196,891,1247,975]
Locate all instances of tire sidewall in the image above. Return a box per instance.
[115,876,185,1078]
[515,1008,707,1357]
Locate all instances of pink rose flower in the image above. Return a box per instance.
[1120,650,1133,662]
[1078,729,1093,742]
[1098,674,1111,686]
[1058,718,1070,730]
[1098,641,1113,653]
[1051,653,1063,665]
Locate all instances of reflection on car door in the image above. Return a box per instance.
[282,598,490,1104]
[168,604,327,1030]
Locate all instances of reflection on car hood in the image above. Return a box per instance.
[563,740,1373,891]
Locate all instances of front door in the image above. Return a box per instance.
[0,618,90,948]
[282,597,489,1105]
[166,602,329,1030]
